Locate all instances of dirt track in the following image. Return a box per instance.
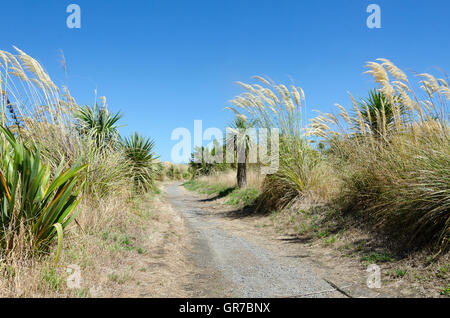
[166,183,351,298]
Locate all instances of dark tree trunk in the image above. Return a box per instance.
[237,162,247,188]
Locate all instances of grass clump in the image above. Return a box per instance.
[121,132,159,193]
[228,76,343,212]
[441,285,450,296]
[183,179,260,207]
[392,268,408,278]
[183,179,234,196]
[41,266,63,292]
[307,59,449,250]
[0,47,160,296]
[360,251,395,264]
[226,187,260,206]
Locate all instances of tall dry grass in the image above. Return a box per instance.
[0,47,76,132]
[196,167,264,191]
[0,195,138,297]
[306,59,449,250]
[227,61,449,250]
[0,47,151,295]
[229,77,333,210]
[0,47,135,200]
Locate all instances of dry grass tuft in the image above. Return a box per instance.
[306,59,449,250]
[0,47,161,297]
[196,168,263,191]
[229,76,334,210]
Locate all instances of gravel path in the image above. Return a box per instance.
[166,183,345,298]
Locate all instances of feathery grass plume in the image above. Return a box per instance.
[0,47,161,295]
[307,59,448,140]
[229,76,329,210]
[0,47,76,135]
[0,48,133,200]
[306,59,449,250]
[229,76,304,139]
[13,48,154,201]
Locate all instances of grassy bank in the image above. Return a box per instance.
[0,48,161,296]
[184,59,449,296]
[218,60,449,252]
[183,174,450,297]
[183,179,260,207]
[0,193,155,296]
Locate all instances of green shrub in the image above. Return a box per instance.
[307,59,449,250]
[0,126,86,261]
[73,104,122,147]
[226,187,260,206]
[121,132,158,193]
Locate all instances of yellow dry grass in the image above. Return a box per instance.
[196,168,264,191]
[0,188,195,297]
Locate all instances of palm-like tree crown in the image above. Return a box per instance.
[74,104,122,144]
[227,116,256,161]
[357,89,397,135]
[121,132,158,192]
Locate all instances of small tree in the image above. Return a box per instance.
[227,116,255,188]
[188,146,214,177]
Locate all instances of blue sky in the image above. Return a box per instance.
[1,0,449,161]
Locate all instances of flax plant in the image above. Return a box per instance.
[0,126,86,262]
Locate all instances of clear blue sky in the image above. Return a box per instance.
[1,0,449,161]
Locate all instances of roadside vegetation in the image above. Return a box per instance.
[0,48,159,296]
[0,46,447,296]
[184,59,449,295]
[161,162,190,181]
